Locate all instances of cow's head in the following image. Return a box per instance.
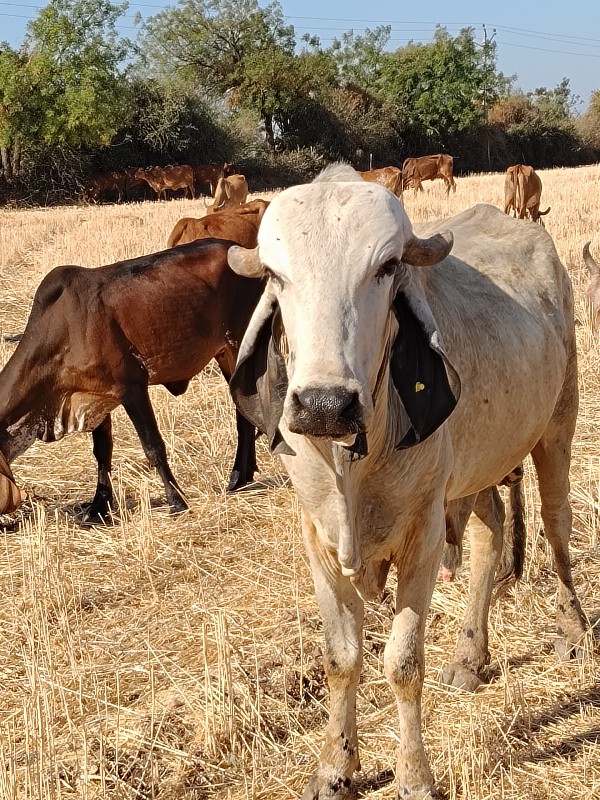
[228,164,458,457]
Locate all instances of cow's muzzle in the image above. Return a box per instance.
[288,386,365,438]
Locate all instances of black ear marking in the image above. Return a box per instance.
[391,291,460,449]
[229,301,294,456]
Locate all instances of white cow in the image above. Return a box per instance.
[227,165,586,800]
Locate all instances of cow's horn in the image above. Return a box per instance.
[402,230,454,267]
[228,246,264,277]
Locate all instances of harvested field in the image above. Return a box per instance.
[0,166,599,799]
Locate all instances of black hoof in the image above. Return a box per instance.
[168,496,189,515]
[80,502,114,526]
[226,470,254,492]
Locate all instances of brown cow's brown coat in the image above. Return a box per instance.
[402,154,456,194]
[206,174,249,213]
[0,239,263,522]
[167,200,270,249]
[504,164,550,224]
[192,163,229,196]
[83,171,128,203]
[134,165,195,200]
[358,166,403,196]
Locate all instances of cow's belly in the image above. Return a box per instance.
[54,392,119,438]
[444,325,568,498]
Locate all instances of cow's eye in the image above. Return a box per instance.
[375,259,398,281]
[265,268,285,291]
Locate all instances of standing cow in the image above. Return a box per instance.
[226,165,586,799]
[402,153,456,194]
[0,239,263,521]
[504,164,550,224]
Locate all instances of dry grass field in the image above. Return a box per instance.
[0,166,599,800]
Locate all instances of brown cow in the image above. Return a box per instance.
[402,153,457,194]
[83,171,128,203]
[504,164,550,224]
[134,165,195,201]
[206,174,248,213]
[0,239,263,523]
[358,166,403,197]
[193,163,229,196]
[583,241,600,333]
[167,199,269,249]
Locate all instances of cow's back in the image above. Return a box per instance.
[414,204,573,496]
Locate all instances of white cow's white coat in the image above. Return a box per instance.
[229,165,586,800]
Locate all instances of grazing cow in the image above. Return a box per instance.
[193,163,230,196]
[167,199,269,249]
[358,166,403,197]
[206,174,248,213]
[83,171,128,204]
[583,241,600,332]
[227,165,586,799]
[402,153,456,194]
[134,165,195,201]
[0,239,263,523]
[504,164,550,224]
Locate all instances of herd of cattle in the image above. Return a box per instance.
[1,159,596,799]
[83,162,249,207]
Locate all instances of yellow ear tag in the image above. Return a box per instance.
[415,382,425,392]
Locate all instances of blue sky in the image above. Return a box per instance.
[1,0,599,110]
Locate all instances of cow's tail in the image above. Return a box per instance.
[494,466,526,597]
[538,207,551,217]
[515,168,525,218]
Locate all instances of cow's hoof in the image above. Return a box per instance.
[80,502,114,526]
[226,470,254,492]
[396,782,442,800]
[168,497,189,516]
[301,770,354,800]
[555,637,585,662]
[440,662,484,692]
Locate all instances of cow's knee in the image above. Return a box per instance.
[384,634,423,701]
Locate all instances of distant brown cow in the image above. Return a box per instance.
[134,165,195,201]
[0,239,263,522]
[504,164,550,224]
[206,174,248,213]
[83,171,128,203]
[167,199,270,249]
[583,241,600,333]
[358,166,403,197]
[402,154,457,194]
[193,163,229,196]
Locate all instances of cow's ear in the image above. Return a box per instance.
[390,291,460,449]
[228,246,265,278]
[229,293,294,456]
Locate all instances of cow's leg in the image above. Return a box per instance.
[83,414,114,524]
[386,504,445,799]
[121,385,188,513]
[216,352,258,492]
[440,493,476,581]
[226,410,257,491]
[441,487,504,691]
[531,397,587,657]
[301,512,363,800]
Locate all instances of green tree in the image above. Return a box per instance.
[378,26,510,139]
[0,0,130,179]
[138,0,299,149]
[328,26,390,91]
[528,78,579,123]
